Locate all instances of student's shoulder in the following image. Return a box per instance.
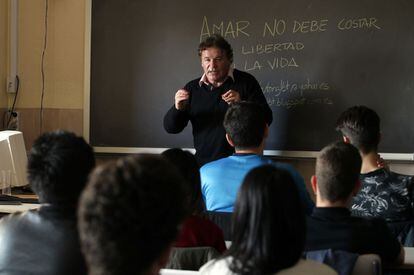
[0,209,39,224]
[200,157,232,173]
[187,215,222,230]
[388,170,414,183]
[277,259,337,275]
[350,215,390,231]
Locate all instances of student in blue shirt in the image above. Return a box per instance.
[200,101,314,214]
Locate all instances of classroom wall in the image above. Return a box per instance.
[11,0,85,147]
[10,0,414,184]
[0,0,7,122]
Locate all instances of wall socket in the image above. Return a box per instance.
[4,111,19,130]
[6,77,17,93]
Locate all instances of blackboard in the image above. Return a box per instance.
[89,0,414,155]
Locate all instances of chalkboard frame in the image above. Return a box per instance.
[83,0,414,161]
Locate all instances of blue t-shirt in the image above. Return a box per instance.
[200,154,314,213]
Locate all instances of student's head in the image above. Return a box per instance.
[78,155,187,275]
[27,130,95,204]
[223,101,267,150]
[228,165,305,275]
[313,141,362,204]
[162,148,204,215]
[335,105,380,154]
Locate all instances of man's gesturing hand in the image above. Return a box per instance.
[175,89,190,110]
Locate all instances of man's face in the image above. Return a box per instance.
[201,47,231,85]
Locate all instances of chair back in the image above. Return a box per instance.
[165,246,220,270]
[387,220,414,247]
[351,254,381,275]
[305,249,381,275]
[205,211,233,241]
[160,269,199,275]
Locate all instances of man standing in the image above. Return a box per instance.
[200,102,314,214]
[336,106,414,222]
[306,141,404,265]
[164,34,272,166]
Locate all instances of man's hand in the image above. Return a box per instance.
[175,89,189,110]
[221,89,241,104]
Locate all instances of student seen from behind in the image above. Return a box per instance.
[336,105,414,222]
[162,148,226,253]
[0,130,95,275]
[78,155,188,275]
[200,101,314,214]
[200,165,336,275]
[305,141,404,265]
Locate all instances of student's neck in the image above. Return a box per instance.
[316,197,350,208]
[235,147,263,155]
[361,151,380,174]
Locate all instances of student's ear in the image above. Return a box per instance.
[226,133,235,147]
[352,180,362,196]
[343,136,351,144]
[311,175,318,195]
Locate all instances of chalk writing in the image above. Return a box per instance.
[263,19,287,37]
[267,97,334,109]
[292,19,328,34]
[200,16,250,41]
[267,97,333,108]
[267,97,306,108]
[243,57,299,71]
[199,16,381,42]
[337,17,380,30]
[241,42,304,55]
[262,79,330,96]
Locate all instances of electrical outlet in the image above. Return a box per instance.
[5,111,19,130]
[6,77,16,93]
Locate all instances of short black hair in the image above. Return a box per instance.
[228,165,305,275]
[223,101,266,149]
[78,155,187,275]
[198,34,233,63]
[316,141,362,202]
[336,106,380,154]
[28,130,95,204]
[162,148,205,215]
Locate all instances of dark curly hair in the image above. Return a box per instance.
[78,154,188,275]
[28,130,95,204]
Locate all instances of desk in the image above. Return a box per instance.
[14,194,38,200]
[0,194,39,215]
[0,203,40,214]
[384,247,414,274]
[402,247,414,268]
